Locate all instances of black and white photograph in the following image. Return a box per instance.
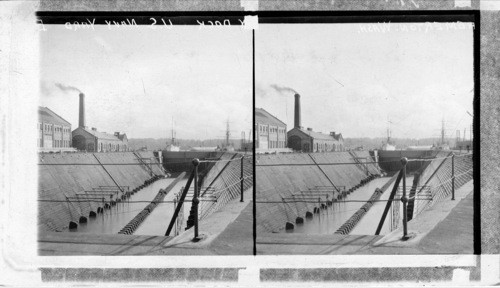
[2,1,500,286]
[255,20,476,255]
[36,20,254,255]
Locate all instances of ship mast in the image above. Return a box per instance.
[387,120,393,145]
[171,117,176,146]
[225,119,230,148]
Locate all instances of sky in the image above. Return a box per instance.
[40,25,252,140]
[256,23,474,139]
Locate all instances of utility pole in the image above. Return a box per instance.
[470,124,472,142]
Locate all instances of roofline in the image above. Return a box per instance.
[288,127,342,141]
[39,106,72,126]
[81,128,124,141]
[73,126,97,139]
[288,127,313,139]
[255,107,287,127]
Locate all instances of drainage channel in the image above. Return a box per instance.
[134,176,191,236]
[350,177,413,235]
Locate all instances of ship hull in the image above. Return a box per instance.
[374,149,439,174]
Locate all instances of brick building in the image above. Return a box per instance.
[38,106,75,152]
[288,128,344,152]
[72,127,128,152]
[71,92,128,152]
[287,93,344,153]
[255,108,289,153]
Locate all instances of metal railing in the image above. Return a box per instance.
[375,154,463,240]
[164,157,248,241]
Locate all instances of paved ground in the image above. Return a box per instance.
[257,181,474,255]
[39,188,253,255]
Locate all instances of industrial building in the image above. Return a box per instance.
[38,106,75,152]
[287,93,345,152]
[71,93,128,152]
[255,107,290,153]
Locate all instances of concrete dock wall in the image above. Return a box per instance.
[200,153,236,191]
[38,152,165,232]
[187,153,252,227]
[256,152,380,233]
[411,152,473,218]
[349,150,382,175]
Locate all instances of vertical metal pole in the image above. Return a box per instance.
[173,197,177,235]
[318,197,321,218]
[452,154,455,200]
[150,159,153,177]
[192,158,200,240]
[240,156,244,202]
[365,157,368,176]
[401,157,409,240]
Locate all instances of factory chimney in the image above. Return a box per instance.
[79,93,86,128]
[294,93,302,129]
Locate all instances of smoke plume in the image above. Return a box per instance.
[270,84,297,95]
[55,83,82,94]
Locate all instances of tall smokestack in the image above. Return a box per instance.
[79,93,85,128]
[294,93,301,129]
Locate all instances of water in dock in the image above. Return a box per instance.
[288,177,412,235]
[71,177,191,235]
